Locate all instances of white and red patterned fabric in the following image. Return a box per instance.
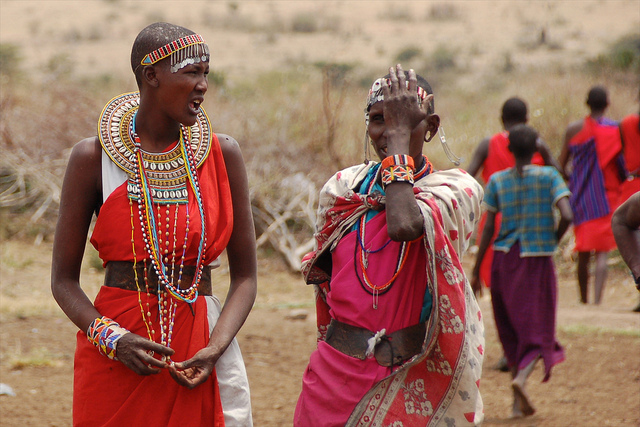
[298,163,485,426]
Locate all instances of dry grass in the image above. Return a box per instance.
[6,346,64,370]
[0,30,638,250]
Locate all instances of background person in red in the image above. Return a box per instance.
[619,95,640,202]
[466,97,559,294]
[559,85,626,305]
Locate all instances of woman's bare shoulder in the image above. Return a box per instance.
[216,133,240,152]
[70,136,102,162]
[65,136,102,197]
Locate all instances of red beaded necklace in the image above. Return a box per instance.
[354,164,413,309]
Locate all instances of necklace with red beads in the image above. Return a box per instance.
[354,164,412,309]
[130,113,207,354]
[98,92,212,357]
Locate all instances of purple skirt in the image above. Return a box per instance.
[490,241,565,381]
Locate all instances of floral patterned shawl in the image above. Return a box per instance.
[301,162,485,426]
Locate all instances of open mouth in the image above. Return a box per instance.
[191,100,202,112]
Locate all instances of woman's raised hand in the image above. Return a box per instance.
[382,64,428,140]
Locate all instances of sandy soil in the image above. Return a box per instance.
[1,240,639,426]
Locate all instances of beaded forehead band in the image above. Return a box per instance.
[140,34,210,73]
[364,77,429,125]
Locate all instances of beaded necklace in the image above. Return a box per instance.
[99,92,212,352]
[99,93,212,356]
[131,113,207,304]
[413,155,433,181]
[354,164,412,309]
[129,112,207,355]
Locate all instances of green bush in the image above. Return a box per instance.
[430,45,456,71]
[395,46,422,64]
[587,34,640,73]
[0,44,21,77]
[292,13,318,33]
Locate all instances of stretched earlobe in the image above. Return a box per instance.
[425,131,435,143]
[424,114,441,142]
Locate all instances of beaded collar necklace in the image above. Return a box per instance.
[99,92,212,354]
[99,92,211,203]
[131,112,207,304]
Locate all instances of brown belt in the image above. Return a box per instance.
[104,261,212,296]
[324,319,425,367]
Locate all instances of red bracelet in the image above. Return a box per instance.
[381,154,415,172]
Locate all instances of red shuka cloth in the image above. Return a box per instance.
[481,131,544,185]
[620,114,640,201]
[77,134,233,426]
[74,288,225,427]
[91,134,233,266]
[569,117,623,252]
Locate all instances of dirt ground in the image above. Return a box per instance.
[0,240,639,427]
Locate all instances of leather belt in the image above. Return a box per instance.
[324,319,425,367]
[104,261,212,296]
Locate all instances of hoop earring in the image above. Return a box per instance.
[438,126,461,166]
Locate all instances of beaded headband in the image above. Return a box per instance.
[140,34,210,73]
[364,77,429,126]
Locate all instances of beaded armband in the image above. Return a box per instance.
[381,155,415,187]
[381,164,415,186]
[87,316,130,361]
[381,154,415,171]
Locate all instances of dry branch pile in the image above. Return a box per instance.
[252,173,317,272]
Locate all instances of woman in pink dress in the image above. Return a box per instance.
[294,65,485,426]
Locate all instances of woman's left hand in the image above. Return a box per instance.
[168,347,220,389]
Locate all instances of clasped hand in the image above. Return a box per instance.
[116,333,218,389]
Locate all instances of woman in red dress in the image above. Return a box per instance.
[51,22,257,426]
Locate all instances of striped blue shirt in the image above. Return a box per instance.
[484,165,570,257]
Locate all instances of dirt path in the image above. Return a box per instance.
[1,241,639,426]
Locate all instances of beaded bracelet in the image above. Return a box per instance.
[87,316,130,361]
[381,154,415,172]
[381,164,415,187]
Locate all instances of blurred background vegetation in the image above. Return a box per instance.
[0,1,638,269]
